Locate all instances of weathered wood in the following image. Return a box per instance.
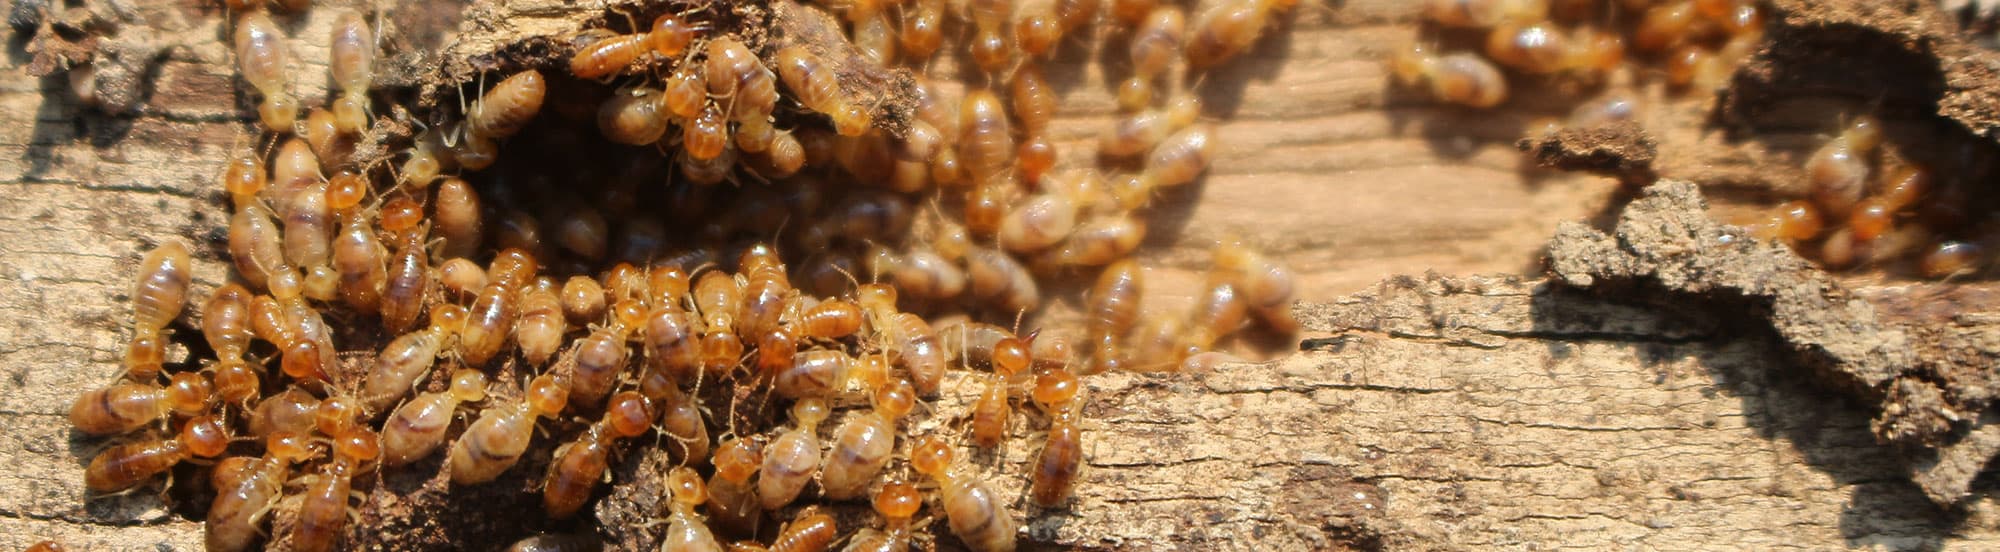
[4,0,1998,550]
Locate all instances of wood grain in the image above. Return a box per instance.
[1,0,1994,550]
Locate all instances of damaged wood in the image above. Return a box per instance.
[7,0,2000,549]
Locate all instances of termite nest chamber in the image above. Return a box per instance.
[69,0,1303,549]
[1393,1,2000,280]
[1391,0,1769,114]
[1736,111,2000,280]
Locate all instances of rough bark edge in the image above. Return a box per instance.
[1723,0,2000,146]
[1534,179,2000,506]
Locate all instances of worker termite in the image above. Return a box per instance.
[228,202,286,293]
[1136,123,1217,192]
[1663,44,1727,90]
[1877,164,1931,212]
[886,311,948,396]
[206,431,315,552]
[707,436,766,538]
[596,86,670,145]
[1391,45,1508,109]
[1807,115,1883,218]
[448,371,568,485]
[398,129,452,189]
[1044,213,1146,268]
[1920,240,1984,278]
[1485,21,1566,74]
[793,298,861,340]
[646,304,703,383]
[84,414,228,492]
[247,387,318,438]
[325,170,367,216]
[569,32,651,80]
[842,480,923,552]
[558,274,609,326]
[332,210,386,313]
[70,378,208,436]
[959,89,1015,188]
[1008,0,1059,59]
[379,229,431,334]
[892,247,966,300]
[125,240,192,381]
[1562,25,1625,81]
[379,192,427,237]
[1747,200,1822,243]
[967,246,1041,314]
[1212,241,1299,333]
[468,70,548,140]
[568,300,646,407]
[542,391,653,518]
[221,149,264,210]
[850,9,898,64]
[663,63,709,119]
[821,376,915,500]
[684,102,731,161]
[381,369,486,466]
[329,10,374,133]
[515,278,565,367]
[460,250,538,367]
[360,304,466,412]
[655,382,712,465]
[999,193,1080,254]
[1121,6,1187,111]
[204,283,256,404]
[1634,1,1697,54]
[660,467,725,552]
[776,46,851,121]
[694,269,747,375]
[1085,259,1142,373]
[738,246,792,336]
[1848,197,1895,243]
[770,506,840,552]
[970,333,1032,448]
[289,427,380,552]
[297,109,349,166]
[967,0,1014,72]
[760,398,830,510]
[233,11,298,132]
[911,435,1017,552]
[704,36,756,99]
[1029,368,1082,507]
[1185,0,1288,70]
[554,204,612,262]
[1179,279,1249,360]
[437,258,487,300]
[756,130,809,178]
[681,143,740,186]
[1010,64,1057,136]
[901,0,945,60]
[889,121,944,192]
[436,177,485,260]
[1098,97,1201,158]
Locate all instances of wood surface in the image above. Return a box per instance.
[1,0,1994,550]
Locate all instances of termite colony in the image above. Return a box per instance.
[1390,0,1767,125]
[1739,114,2000,279]
[1385,2,1998,280]
[67,0,1302,549]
